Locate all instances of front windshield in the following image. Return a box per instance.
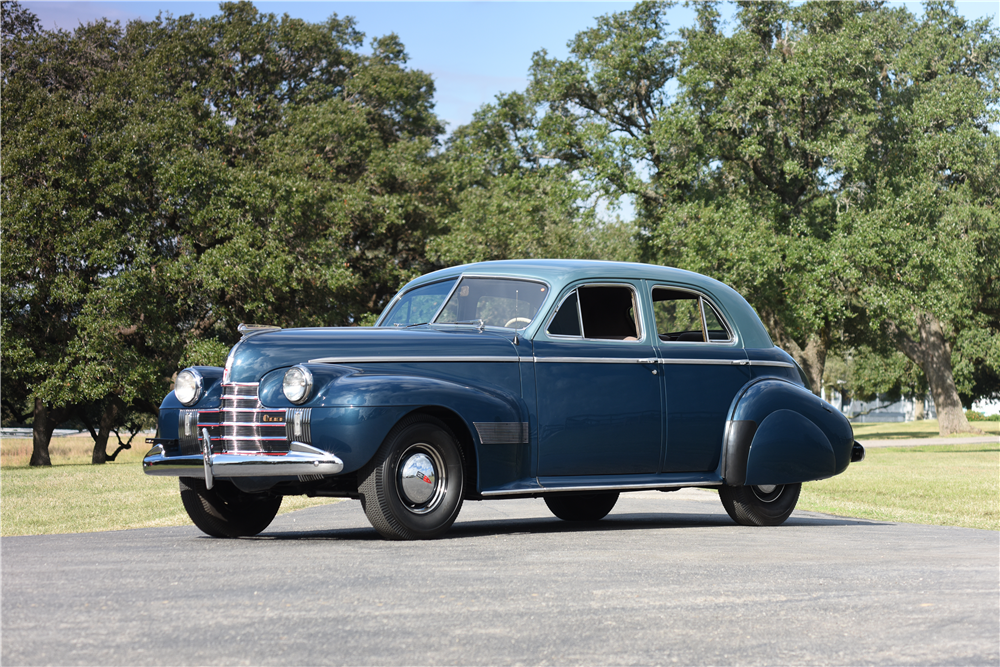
[380,279,457,327]
[434,277,548,329]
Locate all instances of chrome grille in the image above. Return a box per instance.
[198,382,290,454]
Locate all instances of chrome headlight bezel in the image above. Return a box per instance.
[283,365,314,405]
[175,368,204,406]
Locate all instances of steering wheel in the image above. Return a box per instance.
[504,317,532,329]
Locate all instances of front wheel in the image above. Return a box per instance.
[359,415,465,540]
[179,478,282,538]
[719,483,801,526]
[544,492,619,522]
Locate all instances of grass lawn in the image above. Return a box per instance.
[1,435,340,537]
[3,424,998,536]
[797,442,999,531]
[851,419,1000,440]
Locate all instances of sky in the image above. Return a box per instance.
[22,1,1000,134]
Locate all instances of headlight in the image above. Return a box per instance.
[175,368,203,406]
[283,366,314,404]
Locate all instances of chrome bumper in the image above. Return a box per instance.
[143,431,343,489]
[851,440,866,463]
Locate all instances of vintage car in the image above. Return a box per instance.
[143,260,864,539]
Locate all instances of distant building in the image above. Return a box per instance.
[822,390,937,423]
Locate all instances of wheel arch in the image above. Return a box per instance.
[722,378,854,486]
[403,406,479,499]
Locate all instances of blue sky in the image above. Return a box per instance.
[23,1,1000,134]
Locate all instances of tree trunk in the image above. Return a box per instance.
[913,395,925,421]
[29,399,67,467]
[761,311,828,395]
[889,313,979,436]
[90,399,123,464]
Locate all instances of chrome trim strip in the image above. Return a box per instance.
[657,358,746,366]
[309,355,518,364]
[481,480,720,496]
[214,420,286,426]
[286,407,312,443]
[748,360,796,368]
[533,357,656,364]
[142,441,344,478]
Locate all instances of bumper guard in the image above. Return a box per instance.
[143,428,343,489]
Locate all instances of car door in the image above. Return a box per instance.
[533,282,663,477]
[650,284,751,472]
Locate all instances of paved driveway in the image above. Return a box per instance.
[2,489,997,666]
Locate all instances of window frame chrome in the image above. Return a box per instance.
[543,282,646,344]
[430,274,552,330]
[650,285,736,345]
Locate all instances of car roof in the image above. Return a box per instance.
[394,259,774,348]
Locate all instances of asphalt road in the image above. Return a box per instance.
[2,489,997,666]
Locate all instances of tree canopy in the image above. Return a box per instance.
[1,1,451,463]
[523,0,998,434]
[2,0,997,463]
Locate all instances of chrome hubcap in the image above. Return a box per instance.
[397,445,445,514]
[751,484,784,503]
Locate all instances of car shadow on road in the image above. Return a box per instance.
[249,510,885,542]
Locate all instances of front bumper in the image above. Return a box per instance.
[143,430,343,489]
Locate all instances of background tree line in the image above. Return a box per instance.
[2,0,997,465]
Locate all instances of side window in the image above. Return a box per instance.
[652,287,732,343]
[381,279,457,327]
[546,284,641,341]
[547,291,581,336]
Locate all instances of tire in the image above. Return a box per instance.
[359,415,465,540]
[179,477,282,538]
[544,492,619,522]
[719,483,801,526]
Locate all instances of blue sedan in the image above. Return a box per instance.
[143,260,864,539]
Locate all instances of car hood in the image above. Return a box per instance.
[226,326,520,383]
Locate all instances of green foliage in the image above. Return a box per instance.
[1,1,448,461]
[520,0,999,424]
[432,91,638,265]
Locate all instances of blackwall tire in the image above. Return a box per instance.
[359,415,465,540]
[544,492,620,522]
[719,483,801,526]
[179,477,282,538]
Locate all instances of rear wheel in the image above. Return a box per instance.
[359,415,465,540]
[719,483,801,526]
[544,492,619,522]
[179,477,282,538]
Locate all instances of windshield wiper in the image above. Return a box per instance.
[441,319,485,331]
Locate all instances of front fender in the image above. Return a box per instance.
[723,379,854,486]
[258,365,526,474]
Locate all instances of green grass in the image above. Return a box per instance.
[798,443,999,531]
[3,429,998,536]
[851,419,1000,440]
[0,436,340,537]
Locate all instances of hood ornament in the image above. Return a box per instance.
[237,323,282,340]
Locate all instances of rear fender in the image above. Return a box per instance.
[723,379,853,486]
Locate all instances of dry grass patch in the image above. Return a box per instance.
[1,435,341,536]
